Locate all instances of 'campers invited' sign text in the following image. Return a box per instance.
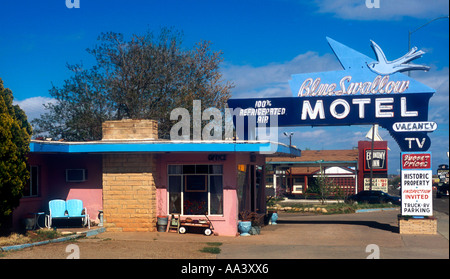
[228,37,436,152]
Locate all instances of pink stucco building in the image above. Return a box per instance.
[12,120,299,236]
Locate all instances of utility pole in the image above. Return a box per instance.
[408,16,449,76]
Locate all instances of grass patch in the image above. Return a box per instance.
[354,203,400,209]
[270,202,399,215]
[0,229,63,247]
[28,229,62,242]
[0,233,30,247]
[199,242,222,254]
[200,246,221,254]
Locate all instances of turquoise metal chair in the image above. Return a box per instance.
[45,199,67,228]
[66,199,90,229]
[45,199,90,229]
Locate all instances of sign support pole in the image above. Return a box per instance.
[369,124,375,191]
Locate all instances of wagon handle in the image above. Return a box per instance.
[204,213,214,230]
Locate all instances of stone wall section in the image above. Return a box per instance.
[102,153,157,232]
[101,119,159,232]
[102,119,158,141]
[398,217,437,234]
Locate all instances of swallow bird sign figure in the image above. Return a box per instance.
[227,37,436,152]
[367,40,430,75]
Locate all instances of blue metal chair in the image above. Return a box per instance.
[45,199,67,228]
[66,199,90,229]
[45,199,90,229]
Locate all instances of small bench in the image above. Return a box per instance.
[45,199,90,229]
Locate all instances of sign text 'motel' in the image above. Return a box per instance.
[227,37,436,152]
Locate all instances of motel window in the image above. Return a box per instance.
[23,165,39,198]
[168,164,223,216]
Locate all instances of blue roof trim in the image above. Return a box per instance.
[29,141,301,157]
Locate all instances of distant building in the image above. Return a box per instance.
[266,141,388,197]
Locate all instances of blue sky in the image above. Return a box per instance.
[0,0,448,174]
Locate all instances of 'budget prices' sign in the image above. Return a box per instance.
[402,153,431,169]
[401,152,432,216]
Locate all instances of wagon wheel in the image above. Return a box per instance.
[179,226,187,234]
[204,228,212,236]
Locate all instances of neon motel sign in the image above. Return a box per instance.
[227,37,436,152]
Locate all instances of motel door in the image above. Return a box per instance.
[237,164,264,214]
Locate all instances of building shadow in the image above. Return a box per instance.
[276,219,399,233]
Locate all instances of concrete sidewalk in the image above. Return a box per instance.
[218,209,449,259]
[435,211,449,240]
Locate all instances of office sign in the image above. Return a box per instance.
[208,154,227,161]
[401,152,432,216]
[227,37,436,152]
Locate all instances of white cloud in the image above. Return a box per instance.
[13,96,56,121]
[298,129,329,140]
[222,51,340,98]
[313,0,449,21]
[414,67,449,125]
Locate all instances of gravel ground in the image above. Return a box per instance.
[0,231,221,259]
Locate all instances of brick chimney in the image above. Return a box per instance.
[102,119,158,141]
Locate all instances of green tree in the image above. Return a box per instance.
[0,78,31,226]
[307,167,337,204]
[32,27,233,140]
[34,64,113,141]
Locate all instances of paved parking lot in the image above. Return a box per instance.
[219,210,448,259]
